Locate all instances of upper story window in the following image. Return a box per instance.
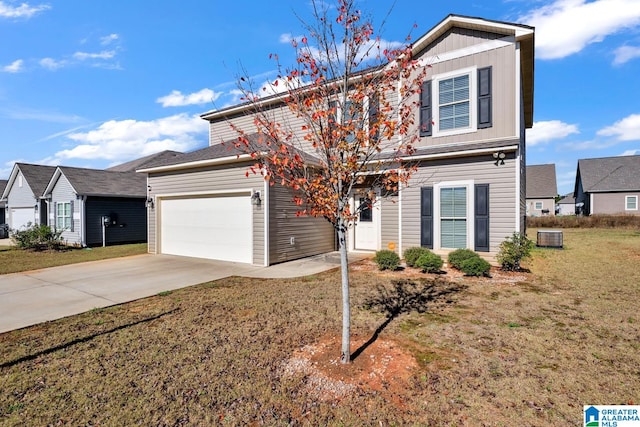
[626,195,638,211]
[420,66,492,138]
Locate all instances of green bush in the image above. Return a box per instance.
[403,246,431,267]
[497,232,534,271]
[11,223,64,251]
[415,251,443,273]
[373,249,400,271]
[459,256,492,277]
[447,248,480,270]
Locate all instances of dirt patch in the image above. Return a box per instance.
[282,334,417,406]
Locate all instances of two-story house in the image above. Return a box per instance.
[139,15,535,265]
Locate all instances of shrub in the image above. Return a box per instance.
[403,247,431,267]
[459,256,492,277]
[373,249,400,271]
[11,223,64,251]
[447,248,480,270]
[497,232,534,271]
[415,251,443,273]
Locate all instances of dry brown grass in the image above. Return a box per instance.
[527,214,640,229]
[1,229,639,425]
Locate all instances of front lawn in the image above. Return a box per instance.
[0,243,148,275]
[0,229,638,425]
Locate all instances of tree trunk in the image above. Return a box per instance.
[337,217,351,364]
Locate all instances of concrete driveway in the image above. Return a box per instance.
[0,252,369,334]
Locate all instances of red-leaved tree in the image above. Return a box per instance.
[231,0,427,363]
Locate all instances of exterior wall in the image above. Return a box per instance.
[526,198,555,216]
[412,33,518,148]
[268,184,335,264]
[592,192,640,215]
[49,174,82,244]
[147,163,266,265]
[426,28,504,58]
[85,197,147,245]
[401,152,518,254]
[6,171,39,229]
[557,203,575,216]
[380,193,399,252]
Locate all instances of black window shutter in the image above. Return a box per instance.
[69,200,74,232]
[478,67,492,129]
[419,81,432,137]
[474,184,490,252]
[369,92,379,142]
[420,187,433,248]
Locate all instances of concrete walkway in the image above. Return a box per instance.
[0,252,370,334]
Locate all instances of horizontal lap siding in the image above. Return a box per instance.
[147,163,265,265]
[50,174,82,245]
[593,192,640,215]
[7,172,36,208]
[268,184,335,264]
[402,153,517,253]
[381,195,399,252]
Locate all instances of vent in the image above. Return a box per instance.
[537,230,563,249]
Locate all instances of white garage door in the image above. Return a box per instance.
[11,208,36,231]
[160,194,252,263]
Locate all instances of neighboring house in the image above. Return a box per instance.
[556,193,575,215]
[42,166,149,246]
[106,150,183,172]
[574,155,640,216]
[526,164,557,216]
[0,180,7,224]
[1,163,56,231]
[140,14,535,265]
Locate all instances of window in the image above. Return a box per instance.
[440,187,467,249]
[359,197,372,222]
[336,94,379,145]
[18,175,23,188]
[535,201,543,210]
[420,66,492,137]
[626,196,638,211]
[56,202,71,230]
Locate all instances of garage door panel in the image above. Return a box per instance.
[160,195,252,263]
[11,208,36,230]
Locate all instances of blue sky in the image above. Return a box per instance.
[1,0,639,196]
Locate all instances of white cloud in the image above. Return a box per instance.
[100,33,119,46]
[279,33,295,44]
[597,113,640,141]
[620,149,640,155]
[39,57,66,70]
[49,113,207,163]
[526,120,579,145]
[73,50,116,61]
[2,59,23,73]
[0,1,50,18]
[157,88,221,107]
[613,45,640,65]
[519,0,640,59]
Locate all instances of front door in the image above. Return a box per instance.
[354,196,378,250]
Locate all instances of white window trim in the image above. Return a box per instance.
[625,195,638,211]
[432,66,477,138]
[534,201,543,210]
[336,95,372,145]
[433,180,475,250]
[57,201,72,230]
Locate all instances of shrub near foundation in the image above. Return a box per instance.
[373,249,401,271]
[415,251,444,273]
[447,248,480,270]
[459,256,491,277]
[403,247,431,267]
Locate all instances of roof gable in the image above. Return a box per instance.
[526,164,557,198]
[106,150,183,172]
[577,155,640,192]
[2,163,57,199]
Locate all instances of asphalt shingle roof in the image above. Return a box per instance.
[577,155,640,192]
[17,163,57,198]
[58,166,147,198]
[526,164,557,198]
[106,150,183,172]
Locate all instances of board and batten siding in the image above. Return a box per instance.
[147,163,266,265]
[49,173,82,245]
[85,197,147,246]
[268,184,335,264]
[425,28,505,58]
[401,153,518,254]
[411,32,517,147]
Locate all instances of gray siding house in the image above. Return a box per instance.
[140,15,535,265]
[2,163,56,231]
[43,166,148,246]
[0,180,7,225]
[526,164,557,216]
[574,155,640,216]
